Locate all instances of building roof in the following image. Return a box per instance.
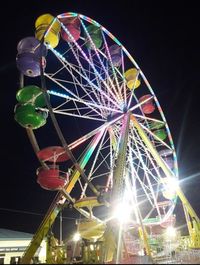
[0,229,33,240]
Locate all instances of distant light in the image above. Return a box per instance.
[138,249,144,256]
[73,232,81,242]
[89,244,94,251]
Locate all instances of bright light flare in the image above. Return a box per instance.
[73,232,81,242]
[165,226,176,239]
[162,177,179,199]
[112,202,132,224]
[168,177,179,189]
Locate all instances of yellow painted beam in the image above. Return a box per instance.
[21,129,105,264]
[130,114,200,224]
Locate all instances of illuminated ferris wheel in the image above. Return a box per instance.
[14,12,180,263]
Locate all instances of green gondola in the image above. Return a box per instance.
[16,85,48,108]
[149,120,165,130]
[14,104,47,129]
[85,24,102,49]
[153,129,167,141]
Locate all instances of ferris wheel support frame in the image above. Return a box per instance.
[20,128,106,264]
[19,72,200,264]
[130,114,200,248]
[103,113,130,263]
[21,103,124,264]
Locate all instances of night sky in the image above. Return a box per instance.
[0,1,200,240]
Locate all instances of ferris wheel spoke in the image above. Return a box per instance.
[86,39,128,107]
[127,71,140,109]
[134,114,166,125]
[48,89,121,115]
[80,20,122,105]
[111,119,155,207]
[101,31,123,102]
[128,144,160,185]
[113,120,160,199]
[66,118,123,198]
[131,94,157,145]
[46,74,122,120]
[53,63,104,113]
[86,50,120,111]
[67,121,113,150]
[130,164,154,208]
[78,178,85,193]
[52,109,105,121]
[66,41,106,113]
[59,25,121,108]
[129,146,159,192]
[80,129,109,198]
[91,150,111,178]
[131,130,161,181]
[87,50,111,117]
[130,128,162,180]
[131,133,164,219]
[129,95,154,113]
[129,126,162,219]
[120,49,128,107]
[128,177,141,224]
[140,123,172,150]
[48,64,66,79]
[48,47,120,109]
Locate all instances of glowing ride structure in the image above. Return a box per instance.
[14,12,200,264]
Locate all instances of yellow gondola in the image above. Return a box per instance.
[35,13,61,48]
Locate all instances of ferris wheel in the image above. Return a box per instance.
[14,12,180,263]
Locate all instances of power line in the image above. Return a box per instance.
[0,207,76,220]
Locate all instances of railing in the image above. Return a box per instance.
[176,249,200,264]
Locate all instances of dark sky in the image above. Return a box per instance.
[0,1,200,239]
